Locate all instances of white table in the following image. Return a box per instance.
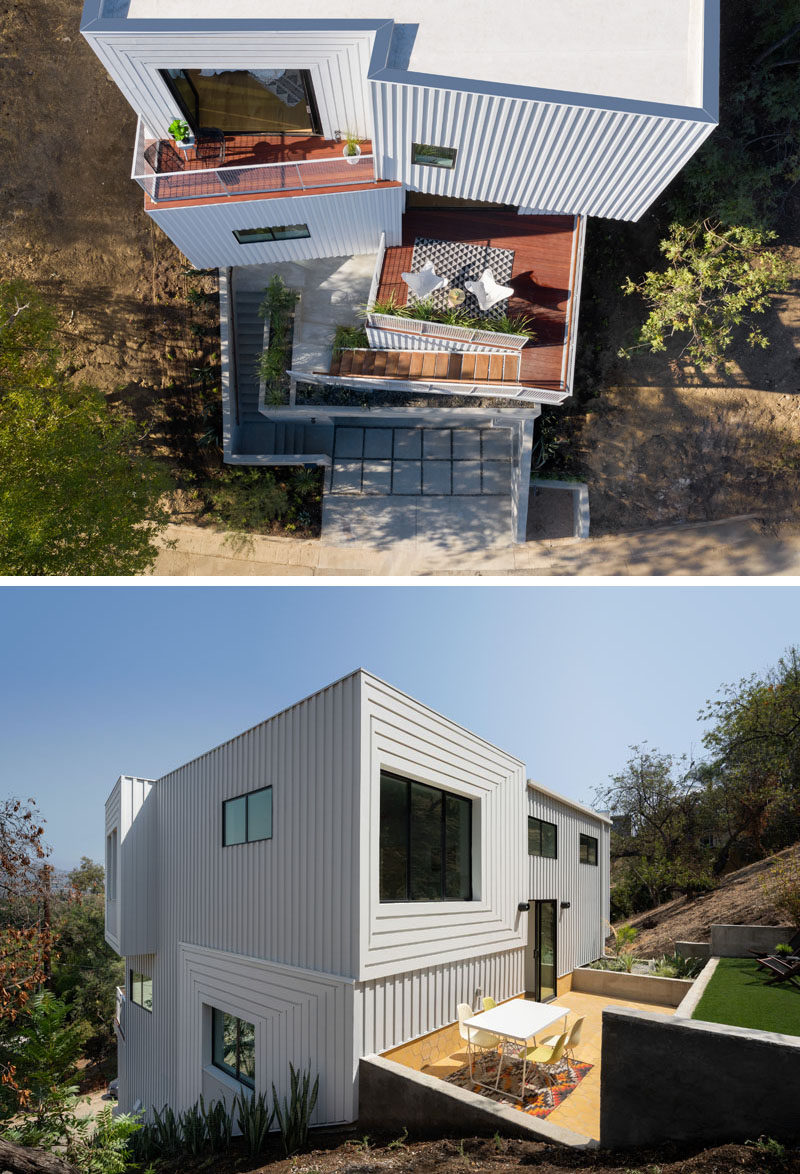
[463,1000,569,1102]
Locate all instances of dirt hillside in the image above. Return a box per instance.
[616,843,799,957]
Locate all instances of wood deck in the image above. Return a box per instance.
[376,209,579,392]
[145,134,373,204]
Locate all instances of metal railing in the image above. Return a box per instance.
[366,312,530,351]
[131,118,376,203]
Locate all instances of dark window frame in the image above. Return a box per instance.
[232,224,310,245]
[211,1008,255,1089]
[580,832,598,866]
[411,142,458,170]
[379,770,473,903]
[528,815,558,859]
[129,968,152,1013]
[222,786,273,847]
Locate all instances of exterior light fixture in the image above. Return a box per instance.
[560,901,571,909]
[517,902,530,912]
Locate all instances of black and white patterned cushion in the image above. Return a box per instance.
[410,238,515,318]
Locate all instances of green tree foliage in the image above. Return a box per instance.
[0,992,84,1125]
[0,280,171,576]
[619,222,791,368]
[210,467,289,532]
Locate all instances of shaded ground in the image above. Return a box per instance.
[141,1134,800,1174]
[614,843,799,958]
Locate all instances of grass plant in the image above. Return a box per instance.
[692,957,800,1035]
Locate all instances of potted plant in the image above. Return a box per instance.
[342,131,361,164]
[169,118,194,151]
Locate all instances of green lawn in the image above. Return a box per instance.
[692,957,800,1036]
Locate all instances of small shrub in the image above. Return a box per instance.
[178,1100,207,1156]
[651,954,705,979]
[235,1089,274,1158]
[272,1063,319,1157]
[202,1095,233,1152]
[331,324,369,357]
[150,1104,183,1158]
[210,467,289,532]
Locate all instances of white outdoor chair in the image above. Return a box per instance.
[464,268,514,312]
[457,1002,499,1078]
[401,259,448,301]
[541,1014,584,1066]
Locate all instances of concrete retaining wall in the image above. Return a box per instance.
[600,1006,800,1148]
[710,923,796,957]
[572,967,691,1007]
[358,1055,595,1147]
[675,941,711,959]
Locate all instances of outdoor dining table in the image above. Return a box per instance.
[463,1000,569,1102]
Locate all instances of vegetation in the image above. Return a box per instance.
[597,646,800,918]
[621,3,799,369]
[0,280,171,575]
[343,131,361,157]
[331,324,369,357]
[692,957,800,1035]
[257,275,298,407]
[762,849,800,927]
[168,118,190,143]
[272,1063,319,1156]
[650,954,706,980]
[208,465,323,535]
[368,296,535,339]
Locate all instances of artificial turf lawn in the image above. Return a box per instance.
[692,956,800,1036]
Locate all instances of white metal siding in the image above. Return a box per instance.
[148,183,403,269]
[359,674,527,980]
[119,953,161,1112]
[354,946,525,1055]
[372,81,715,221]
[526,787,609,978]
[118,777,158,956]
[81,28,375,142]
[104,782,121,952]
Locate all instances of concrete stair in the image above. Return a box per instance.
[232,288,267,424]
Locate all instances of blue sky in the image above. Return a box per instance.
[1,584,797,869]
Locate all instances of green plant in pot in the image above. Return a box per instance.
[169,118,193,148]
[342,131,361,163]
[774,942,794,957]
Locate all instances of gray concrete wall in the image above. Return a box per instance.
[675,941,711,959]
[600,1007,800,1148]
[710,923,796,957]
[358,1056,595,1147]
[571,967,691,1007]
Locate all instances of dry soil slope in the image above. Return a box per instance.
[616,842,799,957]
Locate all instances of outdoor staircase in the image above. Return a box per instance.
[232,287,266,424]
[330,348,522,384]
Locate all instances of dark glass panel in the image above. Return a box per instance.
[379,773,408,901]
[247,789,272,842]
[444,793,471,900]
[409,781,442,900]
[224,796,246,846]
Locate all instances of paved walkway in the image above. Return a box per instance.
[150,516,800,577]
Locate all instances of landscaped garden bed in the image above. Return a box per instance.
[692,957,800,1036]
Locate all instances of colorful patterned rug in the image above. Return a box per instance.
[444,1052,593,1118]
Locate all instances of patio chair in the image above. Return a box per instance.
[143,141,186,175]
[759,956,800,988]
[748,928,800,960]
[457,1003,500,1078]
[541,1014,584,1064]
[482,996,497,1011]
[196,127,226,165]
[401,259,448,302]
[464,268,514,312]
[520,1030,570,1103]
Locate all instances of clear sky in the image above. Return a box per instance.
[1,584,797,869]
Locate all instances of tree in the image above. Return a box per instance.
[0,280,171,576]
[618,221,791,369]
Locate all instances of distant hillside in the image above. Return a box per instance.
[615,842,799,957]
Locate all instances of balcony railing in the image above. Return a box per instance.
[132,118,376,204]
[114,985,125,1041]
[366,312,530,351]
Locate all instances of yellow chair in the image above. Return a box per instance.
[482,996,497,1011]
[519,1030,569,1103]
[541,1014,584,1065]
[457,1002,500,1078]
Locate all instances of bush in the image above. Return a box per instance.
[368,296,535,338]
[210,467,289,532]
[651,953,705,979]
[257,275,298,404]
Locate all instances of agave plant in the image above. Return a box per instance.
[272,1063,319,1157]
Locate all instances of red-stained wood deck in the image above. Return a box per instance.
[144,133,373,204]
[376,208,580,392]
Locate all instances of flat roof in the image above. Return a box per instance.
[124,0,707,109]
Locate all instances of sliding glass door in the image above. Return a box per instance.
[161,68,321,135]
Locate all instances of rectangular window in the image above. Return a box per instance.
[211,1008,255,1089]
[223,787,272,847]
[528,816,557,859]
[411,142,457,169]
[379,771,472,902]
[232,224,310,244]
[580,833,598,865]
[129,969,153,1012]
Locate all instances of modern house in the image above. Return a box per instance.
[80,2,718,543]
[105,670,610,1124]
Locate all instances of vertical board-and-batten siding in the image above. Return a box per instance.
[526,784,611,977]
[371,81,715,221]
[147,183,404,269]
[118,952,159,1111]
[359,674,527,980]
[104,781,122,950]
[118,776,158,957]
[79,19,377,142]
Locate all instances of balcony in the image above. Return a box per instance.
[132,118,376,207]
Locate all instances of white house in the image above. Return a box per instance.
[105,670,610,1124]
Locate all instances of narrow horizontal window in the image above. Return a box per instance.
[223,787,273,847]
[379,770,472,902]
[528,816,557,859]
[130,969,152,1012]
[212,1008,255,1089]
[580,833,598,866]
[232,224,310,244]
[411,142,457,170]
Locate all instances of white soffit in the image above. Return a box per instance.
[124,0,706,110]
